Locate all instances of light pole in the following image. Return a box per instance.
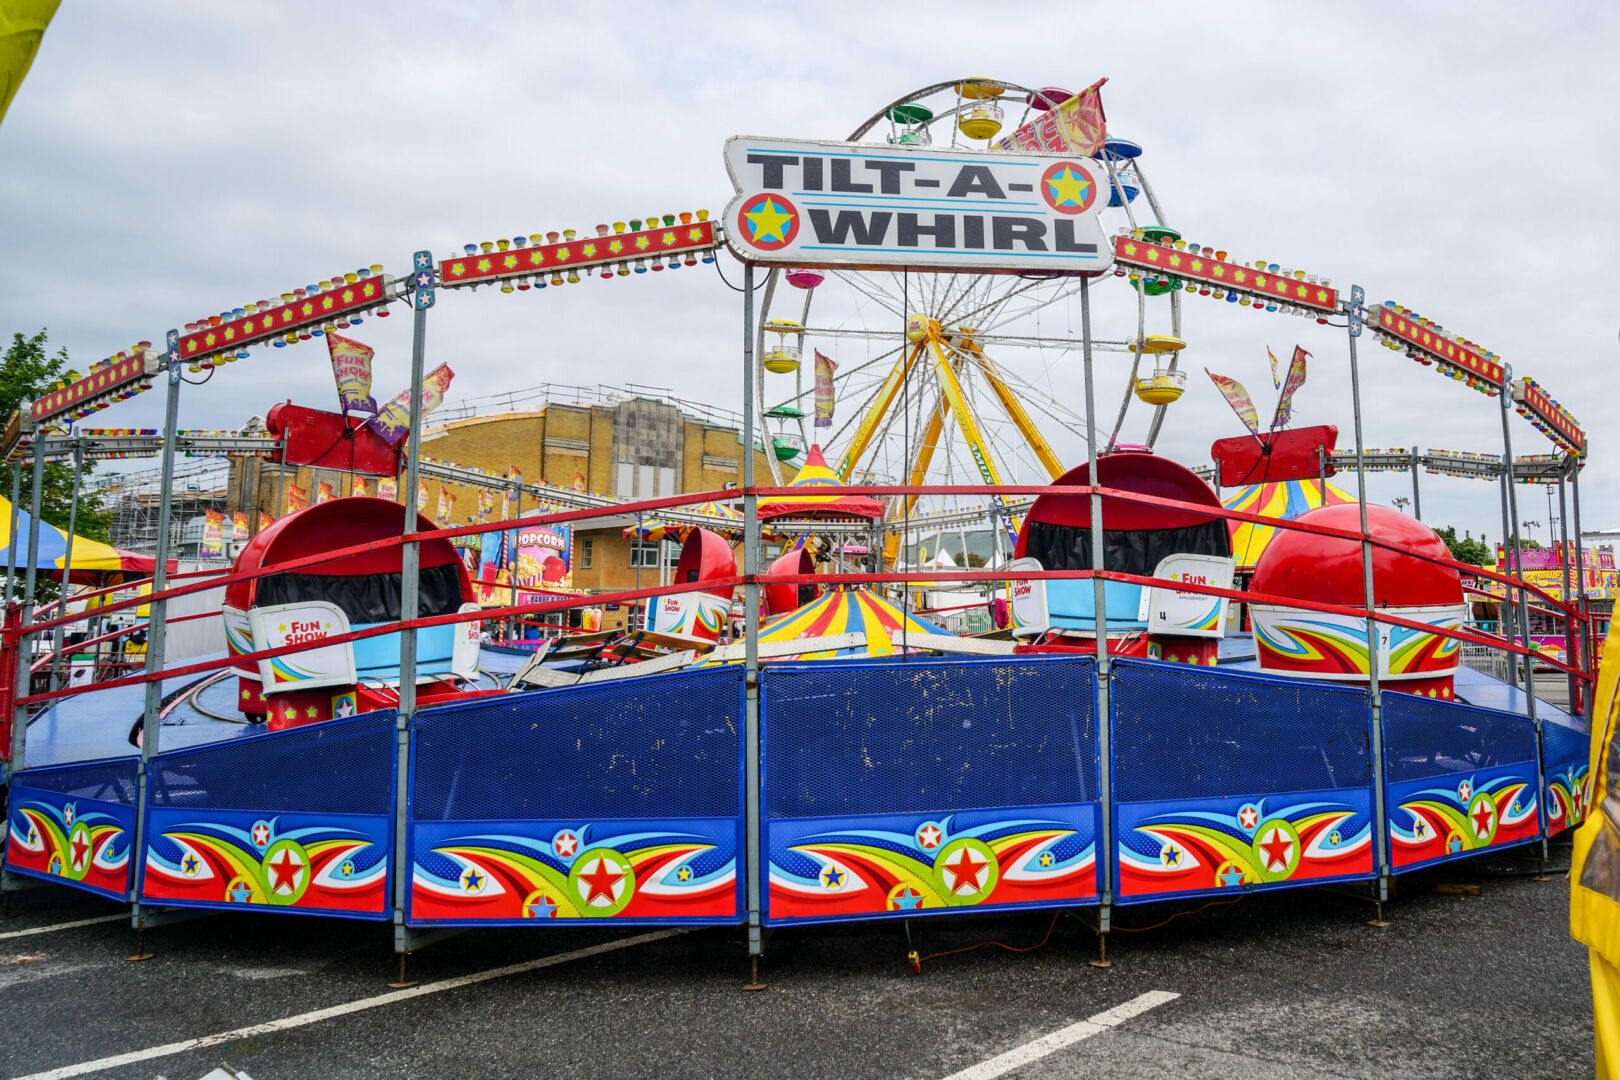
[1393,496,1410,514]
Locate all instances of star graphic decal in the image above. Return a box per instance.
[229,881,253,903]
[1472,802,1494,839]
[1045,166,1092,207]
[917,824,942,849]
[1220,866,1246,887]
[1413,819,1427,838]
[252,823,271,848]
[1238,806,1260,830]
[822,866,845,889]
[1162,845,1182,867]
[892,887,923,910]
[943,848,987,893]
[1038,851,1054,868]
[554,832,579,857]
[578,859,624,905]
[71,833,90,869]
[526,895,557,918]
[745,198,795,243]
[1259,828,1293,872]
[1448,834,1464,853]
[182,853,200,875]
[268,850,303,890]
[677,865,693,882]
[462,868,484,892]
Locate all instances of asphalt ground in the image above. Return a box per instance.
[0,842,1592,1080]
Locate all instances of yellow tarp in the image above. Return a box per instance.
[1571,619,1620,1075]
[0,0,60,126]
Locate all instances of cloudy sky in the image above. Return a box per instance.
[1,1,1615,544]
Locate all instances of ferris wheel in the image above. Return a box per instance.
[749,77,1186,555]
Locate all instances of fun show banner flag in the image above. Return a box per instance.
[477,487,495,521]
[326,333,378,415]
[316,480,334,504]
[814,351,837,428]
[352,476,371,499]
[417,478,428,510]
[286,484,309,514]
[1267,347,1282,391]
[377,476,397,501]
[1270,346,1310,430]
[436,487,456,528]
[995,76,1108,157]
[200,509,225,558]
[364,364,456,447]
[258,509,277,529]
[231,511,249,540]
[1205,369,1260,435]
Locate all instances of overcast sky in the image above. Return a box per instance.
[1,1,1615,545]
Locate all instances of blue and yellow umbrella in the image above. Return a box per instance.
[1223,479,1356,572]
[0,495,164,583]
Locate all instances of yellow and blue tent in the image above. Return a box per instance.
[1223,479,1356,572]
[0,495,165,583]
[756,586,953,660]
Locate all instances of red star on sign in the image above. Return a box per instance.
[918,825,942,849]
[1259,828,1293,872]
[269,849,304,891]
[944,848,987,893]
[71,834,89,869]
[252,823,271,847]
[1472,802,1494,838]
[1238,807,1259,830]
[555,833,578,857]
[578,859,623,905]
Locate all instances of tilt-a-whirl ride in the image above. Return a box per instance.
[0,76,1596,970]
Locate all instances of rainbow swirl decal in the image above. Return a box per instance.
[767,807,1097,921]
[1388,767,1540,869]
[6,794,131,899]
[1386,620,1461,675]
[1547,762,1591,835]
[410,819,738,923]
[1253,614,1372,677]
[1117,792,1373,899]
[141,810,388,916]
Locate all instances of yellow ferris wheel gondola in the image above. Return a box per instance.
[1131,334,1188,405]
[763,319,802,374]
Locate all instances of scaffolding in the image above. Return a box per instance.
[92,458,233,554]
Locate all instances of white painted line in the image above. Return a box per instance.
[8,927,687,1080]
[0,914,128,941]
[939,990,1179,1080]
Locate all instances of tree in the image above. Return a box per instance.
[0,330,111,557]
[1436,525,1491,566]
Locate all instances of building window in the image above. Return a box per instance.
[580,539,593,569]
[630,539,661,568]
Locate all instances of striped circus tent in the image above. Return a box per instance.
[1223,479,1356,572]
[757,445,884,523]
[756,587,953,660]
[0,496,166,582]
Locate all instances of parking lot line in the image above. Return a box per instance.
[7,928,688,1080]
[940,990,1180,1080]
[0,914,128,941]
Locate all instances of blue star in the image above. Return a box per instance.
[1220,866,1246,887]
[1162,846,1181,867]
[1448,835,1463,853]
[229,881,252,903]
[526,896,557,918]
[822,866,845,888]
[463,868,484,891]
[182,854,199,874]
[894,888,922,910]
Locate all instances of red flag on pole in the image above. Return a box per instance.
[1205,369,1260,435]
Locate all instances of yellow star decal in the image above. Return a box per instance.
[277,623,288,633]
[745,197,794,242]
[1045,167,1092,207]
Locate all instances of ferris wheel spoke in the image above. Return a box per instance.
[831,269,906,316]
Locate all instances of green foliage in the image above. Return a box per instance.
[1436,525,1492,566]
[1,329,111,545]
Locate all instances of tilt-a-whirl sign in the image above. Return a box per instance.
[722,137,1113,275]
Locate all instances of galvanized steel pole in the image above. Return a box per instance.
[742,261,764,963]
[49,438,83,691]
[1081,275,1112,930]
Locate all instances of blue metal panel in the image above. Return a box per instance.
[6,757,138,900]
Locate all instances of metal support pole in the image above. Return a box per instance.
[7,431,46,772]
[1557,460,1577,710]
[1346,292,1389,902]
[508,479,521,640]
[1572,461,1592,719]
[1317,446,1327,505]
[1080,276,1112,932]
[1410,446,1422,521]
[393,254,433,957]
[1499,384,1537,722]
[50,439,83,691]
[132,337,182,918]
[4,462,20,605]
[742,262,765,968]
[1496,457,1519,689]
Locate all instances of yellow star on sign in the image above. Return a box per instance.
[745,197,794,243]
[1045,166,1092,208]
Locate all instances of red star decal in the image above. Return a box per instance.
[71,834,89,869]
[578,859,623,905]
[555,833,578,857]
[1239,807,1259,829]
[268,849,304,891]
[1259,828,1293,872]
[943,848,987,893]
[1472,802,1494,838]
[918,825,941,849]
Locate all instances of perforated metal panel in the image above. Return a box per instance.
[1541,714,1591,770]
[12,758,137,806]
[1382,692,1537,783]
[1111,660,1371,802]
[147,709,396,815]
[411,667,742,822]
[762,656,1096,819]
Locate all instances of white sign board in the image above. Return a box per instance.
[722,136,1113,275]
[249,601,356,695]
[1007,557,1050,639]
[451,602,482,680]
[1144,554,1235,639]
[648,590,731,645]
